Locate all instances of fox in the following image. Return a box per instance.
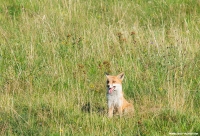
[105,72,134,117]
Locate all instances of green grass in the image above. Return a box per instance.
[0,0,200,135]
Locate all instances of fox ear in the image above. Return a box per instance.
[117,72,124,80]
[105,72,109,78]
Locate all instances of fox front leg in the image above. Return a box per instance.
[117,106,123,117]
[108,106,114,118]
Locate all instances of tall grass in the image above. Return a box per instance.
[0,0,200,135]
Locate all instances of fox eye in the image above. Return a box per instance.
[107,80,109,84]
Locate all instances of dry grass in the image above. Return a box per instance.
[0,0,200,135]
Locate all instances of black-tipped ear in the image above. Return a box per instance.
[117,72,124,80]
[105,72,109,78]
[105,72,109,76]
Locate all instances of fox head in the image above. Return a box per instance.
[105,72,124,94]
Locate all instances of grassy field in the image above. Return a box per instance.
[0,0,200,135]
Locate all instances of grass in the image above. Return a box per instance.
[0,0,200,135]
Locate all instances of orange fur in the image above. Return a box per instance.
[106,72,134,117]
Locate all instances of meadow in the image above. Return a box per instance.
[0,0,200,135]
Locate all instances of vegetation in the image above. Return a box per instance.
[0,0,200,135]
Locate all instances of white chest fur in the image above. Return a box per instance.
[107,84,123,108]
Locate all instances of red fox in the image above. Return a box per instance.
[105,72,134,117]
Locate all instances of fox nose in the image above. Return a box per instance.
[107,84,113,88]
[107,85,110,88]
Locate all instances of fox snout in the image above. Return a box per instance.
[107,84,115,89]
[107,84,117,94]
